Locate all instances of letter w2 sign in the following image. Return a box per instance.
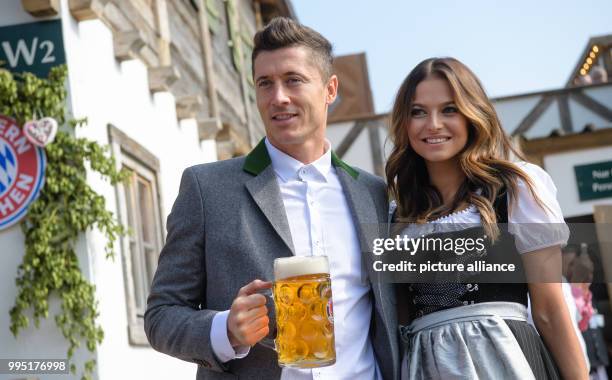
[0,19,65,78]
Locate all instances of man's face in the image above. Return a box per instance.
[254,46,337,151]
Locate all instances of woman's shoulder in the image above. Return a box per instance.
[508,161,569,253]
[513,161,555,190]
[509,161,564,223]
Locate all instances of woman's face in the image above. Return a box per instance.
[407,76,469,165]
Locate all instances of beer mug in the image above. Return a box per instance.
[262,255,336,368]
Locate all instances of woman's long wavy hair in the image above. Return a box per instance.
[385,57,543,240]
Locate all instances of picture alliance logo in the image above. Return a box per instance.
[0,115,46,230]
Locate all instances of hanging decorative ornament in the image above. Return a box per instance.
[0,115,47,230]
[23,116,58,147]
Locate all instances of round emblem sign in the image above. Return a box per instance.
[0,115,46,230]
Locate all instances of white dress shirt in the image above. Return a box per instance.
[210,138,381,380]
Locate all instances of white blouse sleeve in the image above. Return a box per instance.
[508,162,570,254]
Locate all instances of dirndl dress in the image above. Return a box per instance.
[397,184,566,380]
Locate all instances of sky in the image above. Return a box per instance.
[292,0,612,114]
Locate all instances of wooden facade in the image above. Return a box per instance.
[20,0,296,159]
[492,81,612,138]
[519,127,612,167]
[566,34,612,87]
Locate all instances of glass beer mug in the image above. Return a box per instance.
[263,255,336,368]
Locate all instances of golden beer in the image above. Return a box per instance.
[272,256,336,368]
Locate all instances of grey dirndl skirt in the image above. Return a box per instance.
[400,302,560,380]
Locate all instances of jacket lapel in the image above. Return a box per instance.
[334,162,379,272]
[335,157,398,378]
[242,140,379,264]
[334,157,391,312]
[243,140,295,256]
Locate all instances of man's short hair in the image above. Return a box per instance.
[252,17,333,80]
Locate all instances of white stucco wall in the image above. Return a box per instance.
[327,121,374,174]
[327,121,391,175]
[1,0,217,379]
[493,96,541,135]
[544,146,612,218]
[0,2,89,380]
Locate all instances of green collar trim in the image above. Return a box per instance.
[331,151,359,180]
[243,138,272,176]
[243,138,359,180]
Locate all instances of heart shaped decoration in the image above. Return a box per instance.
[23,117,58,147]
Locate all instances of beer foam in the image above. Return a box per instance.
[274,256,329,280]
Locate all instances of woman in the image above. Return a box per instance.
[386,57,588,379]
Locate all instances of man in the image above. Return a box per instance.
[145,17,398,380]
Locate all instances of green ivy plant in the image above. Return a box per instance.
[0,65,128,380]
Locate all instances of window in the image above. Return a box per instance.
[122,157,163,315]
[109,125,164,346]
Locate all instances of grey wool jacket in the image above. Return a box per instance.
[144,139,399,380]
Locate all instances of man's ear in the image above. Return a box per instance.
[326,74,339,105]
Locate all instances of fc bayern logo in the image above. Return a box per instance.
[0,115,46,230]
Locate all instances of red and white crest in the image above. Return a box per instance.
[0,115,46,230]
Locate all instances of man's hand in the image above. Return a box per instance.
[227,279,272,348]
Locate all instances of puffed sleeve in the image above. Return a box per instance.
[508,162,570,254]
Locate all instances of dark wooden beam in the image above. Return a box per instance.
[521,127,612,157]
[557,94,573,133]
[21,0,59,16]
[368,123,384,177]
[570,91,612,122]
[604,47,612,80]
[512,96,554,136]
[335,121,366,159]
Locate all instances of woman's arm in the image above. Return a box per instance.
[523,245,589,380]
